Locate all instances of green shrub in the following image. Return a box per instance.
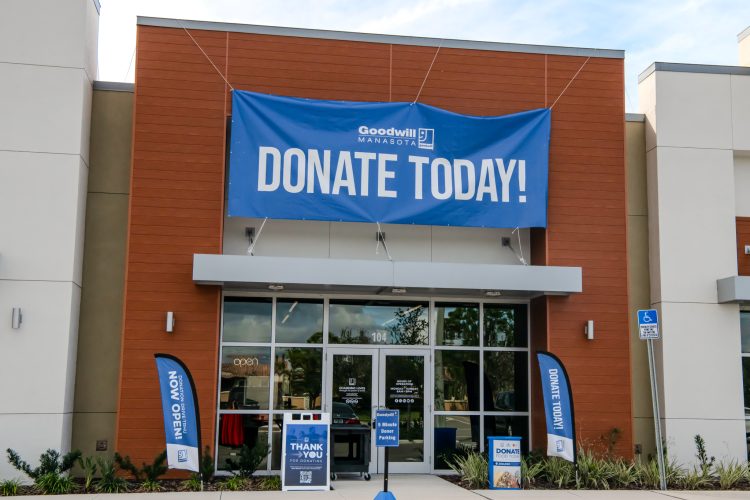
[694,435,715,477]
[446,450,488,489]
[259,475,281,490]
[181,474,203,492]
[521,457,545,487]
[220,475,248,491]
[35,472,75,495]
[199,446,215,482]
[576,449,615,489]
[544,457,574,488]
[225,443,270,478]
[6,448,81,481]
[679,467,711,490]
[95,457,128,493]
[6,448,81,495]
[77,456,97,492]
[0,479,21,497]
[715,460,747,489]
[609,458,639,489]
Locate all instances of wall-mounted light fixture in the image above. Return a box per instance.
[745,245,750,255]
[11,308,22,329]
[166,311,175,333]
[584,320,594,340]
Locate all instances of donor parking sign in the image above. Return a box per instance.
[228,90,550,228]
[282,413,330,491]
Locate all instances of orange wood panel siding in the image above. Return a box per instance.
[738,217,750,276]
[116,24,631,464]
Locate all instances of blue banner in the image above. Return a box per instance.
[228,90,550,228]
[537,351,576,463]
[154,354,201,472]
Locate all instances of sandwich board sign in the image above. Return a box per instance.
[637,309,660,340]
[488,436,522,490]
[281,413,330,491]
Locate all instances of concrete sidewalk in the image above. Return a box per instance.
[12,475,750,499]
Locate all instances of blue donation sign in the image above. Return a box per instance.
[375,409,400,447]
[282,413,330,491]
[154,354,201,472]
[488,436,522,490]
[537,351,576,463]
[228,90,550,228]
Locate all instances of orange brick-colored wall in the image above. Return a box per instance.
[115,24,631,465]
[738,217,750,276]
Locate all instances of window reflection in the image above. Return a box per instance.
[434,415,479,469]
[217,414,269,471]
[484,304,528,348]
[436,303,479,346]
[484,415,529,455]
[484,351,528,412]
[276,300,324,343]
[741,312,750,353]
[435,350,479,411]
[220,346,271,410]
[223,298,272,343]
[329,301,428,345]
[273,347,323,410]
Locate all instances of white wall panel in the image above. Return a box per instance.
[732,75,750,152]
[0,152,87,285]
[651,147,737,303]
[735,154,750,216]
[0,64,89,159]
[663,418,747,468]
[654,72,733,150]
[0,281,80,414]
[0,413,73,482]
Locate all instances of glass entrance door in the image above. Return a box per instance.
[326,348,430,474]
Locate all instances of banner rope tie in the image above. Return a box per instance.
[549,51,596,109]
[182,24,235,91]
[375,222,393,261]
[412,40,443,104]
[247,217,268,256]
[512,227,528,266]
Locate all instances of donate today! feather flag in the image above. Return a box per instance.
[154,354,201,472]
[537,351,576,463]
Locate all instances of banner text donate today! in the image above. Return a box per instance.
[256,146,529,204]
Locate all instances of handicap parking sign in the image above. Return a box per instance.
[637,309,660,340]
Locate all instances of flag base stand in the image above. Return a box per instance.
[374,492,396,500]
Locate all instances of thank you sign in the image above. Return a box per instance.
[282,413,330,491]
[228,90,550,228]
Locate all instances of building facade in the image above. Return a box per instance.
[1,0,749,480]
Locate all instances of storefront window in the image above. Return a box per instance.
[434,350,480,411]
[484,351,528,412]
[217,414,269,472]
[436,302,479,346]
[329,300,428,345]
[741,310,750,460]
[275,299,324,343]
[273,347,323,410]
[484,304,527,347]
[223,297,272,343]
[434,415,480,469]
[220,346,271,410]
[484,415,529,455]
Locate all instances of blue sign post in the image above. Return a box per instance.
[374,409,400,500]
[228,90,550,229]
[637,309,666,490]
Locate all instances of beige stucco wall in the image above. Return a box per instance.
[626,117,654,459]
[71,87,132,459]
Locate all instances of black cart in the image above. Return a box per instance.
[330,424,372,480]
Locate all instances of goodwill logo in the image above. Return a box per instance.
[357,125,435,150]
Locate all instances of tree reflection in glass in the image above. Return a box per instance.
[329,301,428,345]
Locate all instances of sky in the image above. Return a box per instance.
[97,0,750,112]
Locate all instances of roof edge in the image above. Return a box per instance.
[639,61,750,83]
[137,16,624,59]
[625,113,645,122]
[93,81,134,92]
